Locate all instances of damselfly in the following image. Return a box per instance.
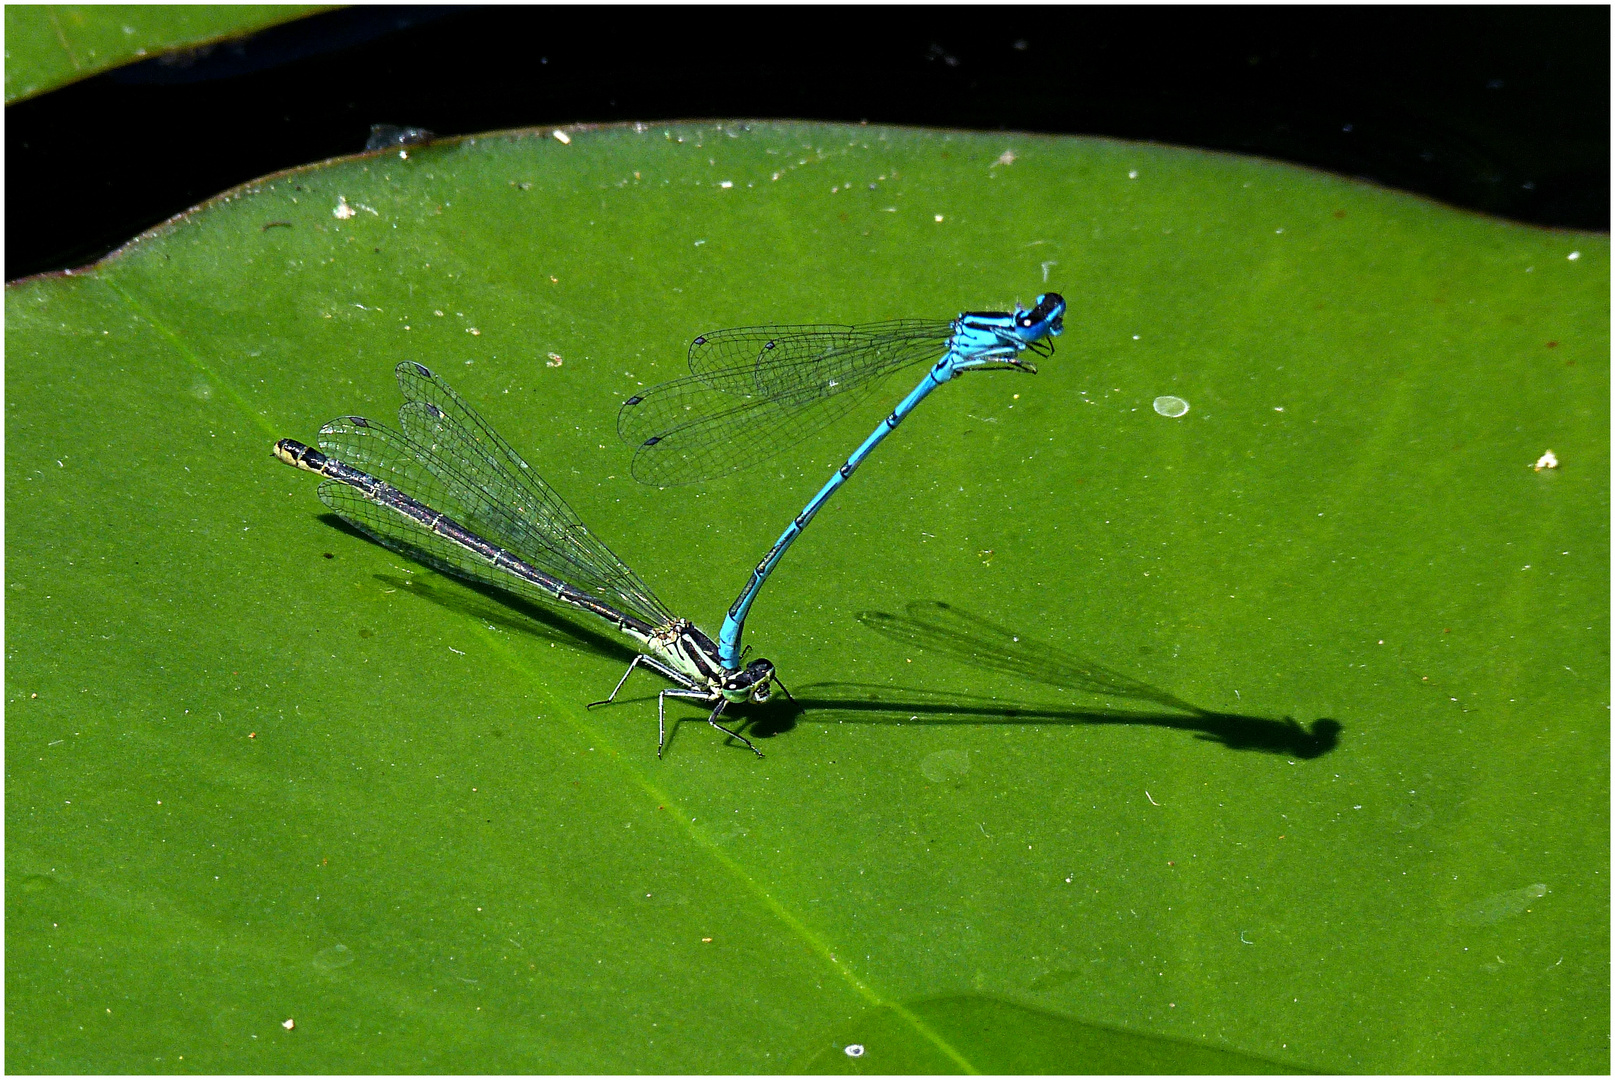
[275,361,787,757]
[619,293,1067,668]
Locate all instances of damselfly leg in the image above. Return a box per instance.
[652,691,763,759]
[588,653,692,709]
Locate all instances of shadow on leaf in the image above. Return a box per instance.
[750,600,1340,758]
[795,992,1313,1073]
[316,513,642,666]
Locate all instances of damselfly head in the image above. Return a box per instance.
[1018,292,1066,338]
[722,657,777,704]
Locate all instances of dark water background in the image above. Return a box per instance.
[6,5,1608,279]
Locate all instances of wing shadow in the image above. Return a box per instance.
[301,519,1340,758]
[315,512,642,667]
[750,600,1341,758]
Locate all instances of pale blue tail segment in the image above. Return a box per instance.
[715,292,1067,668]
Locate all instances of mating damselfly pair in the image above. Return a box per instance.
[275,293,1066,756]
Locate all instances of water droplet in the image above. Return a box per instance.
[1153,395,1190,418]
[921,748,970,782]
[1452,883,1548,927]
[312,943,354,973]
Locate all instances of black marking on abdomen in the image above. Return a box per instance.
[283,446,659,641]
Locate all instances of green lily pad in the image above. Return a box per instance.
[4,4,326,103]
[7,122,1607,1073]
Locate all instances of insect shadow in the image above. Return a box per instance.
[752,599,1341,759]
[318,513,643,663]
[321,514,783,754]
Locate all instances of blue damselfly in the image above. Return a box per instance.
[619,293,1066,668]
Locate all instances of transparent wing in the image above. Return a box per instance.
[686,320,950,392]
[315,362,674,627]
[618,320,953,486]
[316,481,581,617]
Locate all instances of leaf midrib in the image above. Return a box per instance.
[99,264,983,1073]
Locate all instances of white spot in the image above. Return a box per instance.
[719,180,733,189]
[934,214,945,222]
[1153,395,1190,418]
[995,149,1016,166]
[332,197,356,220]
[1040,260,1057,282]
[1567,250,1580,260]
[546,353,564,368]
[1128,169,1138,179]
[552,129,571,145]
[282,1018,295,1030]
[1533,450,1559,471]
[844,1044,865,1058]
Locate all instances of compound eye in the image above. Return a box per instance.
[752,684,773,704]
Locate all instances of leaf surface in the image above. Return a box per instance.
[6,122,1607,1072]
[4,4,324,102]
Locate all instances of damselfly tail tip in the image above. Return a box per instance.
[272,439,310,468]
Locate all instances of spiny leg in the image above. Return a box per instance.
[658,688,715,759]
[706,699,763,758]
[590,653,688,709]
[589,655,649,708]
